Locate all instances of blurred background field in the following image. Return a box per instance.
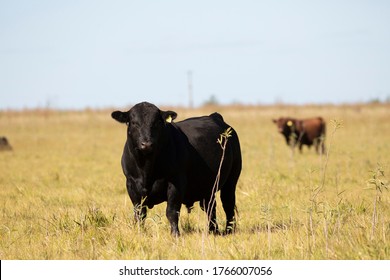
[0,103,389,259]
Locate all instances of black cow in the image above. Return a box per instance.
[272,117,326,154]
[112,102,242,236]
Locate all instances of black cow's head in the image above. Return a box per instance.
[112,102,177,155]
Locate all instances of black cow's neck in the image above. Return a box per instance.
[125,126,172,190]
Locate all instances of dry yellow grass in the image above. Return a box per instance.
[0,104,389,259]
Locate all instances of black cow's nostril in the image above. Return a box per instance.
[140,141,153,151]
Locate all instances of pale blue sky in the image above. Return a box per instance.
[1,0,389,109]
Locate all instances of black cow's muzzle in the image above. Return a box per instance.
[139,141,153,154]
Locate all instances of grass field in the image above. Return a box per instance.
[0,104,389,260]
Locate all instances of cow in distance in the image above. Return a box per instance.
[0,137,12,151]
[272,117,326,154]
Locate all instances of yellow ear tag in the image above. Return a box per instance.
[166,115,173,123]
[287,120,293,127]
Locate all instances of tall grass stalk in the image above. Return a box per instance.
[320,119,342,191]
[206,127,233,233]
[367,164,388,240]
[323,216,329,258]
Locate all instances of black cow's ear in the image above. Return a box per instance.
[161,110,177,123]
[111,111,130,123]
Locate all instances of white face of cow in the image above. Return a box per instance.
[112,102,177,155]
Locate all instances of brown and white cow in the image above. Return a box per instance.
[272,117,326,154]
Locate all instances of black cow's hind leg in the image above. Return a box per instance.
[200,198,219,234]
[221,168,240,234]
[221,188,236,234]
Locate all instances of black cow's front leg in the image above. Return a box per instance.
[133,202,147,224]
[166,182,181,236]
[126,178,147,224]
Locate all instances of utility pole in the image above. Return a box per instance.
[187,70,193,108]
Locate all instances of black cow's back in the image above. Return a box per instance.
[174,113,241,205]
